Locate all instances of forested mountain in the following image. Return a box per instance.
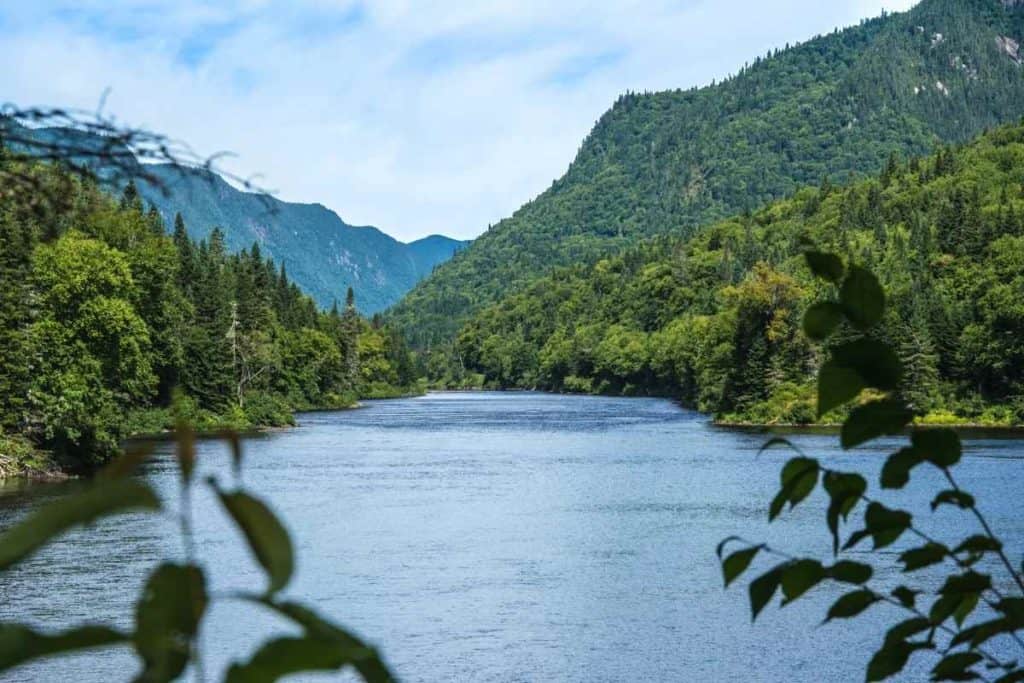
[5,121,467,314]
[451,121,1024,425]
[0,155,421,475]
[390,0,1024,346]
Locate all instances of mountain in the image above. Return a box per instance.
[453,120,1024,425]
[2,121,468,314]
[388,0,1024,346]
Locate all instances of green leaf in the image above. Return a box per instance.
[950,618,1015,649]
[831,338,903,391]
[841,399,913,450]
[899,543,949,572]
[175,422,196,485]
[940,571,992,597]
[100,441,156,480]
[804,302,845,341]
[885,618,932,645]
[243,598,395,683]
[758,437,802,457]
[781,559,826,604]
[823,472,866,555]
[0,480,160,571]
[996,597,1024,627]
[911,429,962,468]
[840,265,885,330]
[134,563,207,683]
[931,652,982,681]
[881,447,924,489]
[825,590,878,621]
[722,546,761,588]
[828,560,873,584]
[770,457,819,521]
[891,586,919,609]
[211,482,294,594]
[864,502,912,550]
[994,673,1024,683]
[954,536,1002,556]
[0,624,128,673]
[225,637,365,683]
[749,566,785,622]
[817,360,864,418]
[805,251,845,283]
[867,640,931,682]
[932,490,975,511]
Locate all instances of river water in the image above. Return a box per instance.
[1,392,1022,681]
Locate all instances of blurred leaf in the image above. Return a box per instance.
[818,361,864,418]
[210,483,294,595]
[867,640,931,682]
[825,590,878,622]
[828,561,872,584]
[758,437,802,457]
[911,429,962,469]
[996,597,1024,626]
[840,266,885,330]
[950,618,1015,649]
[940,571,992,597]
[932,490,975,511]
[823,472,866,555]
[0,480,159,571]
[227,431,243,479]
[781,559,826,604]
[954,536,1002,555]
[994,673,1024,683]
[841,399,913,450]
[175,422,196,486]
[749,565,785,622]
[722,546,762,588]
[225,637,361,683]
[863,502,912,550]
[831,339,903,391]
[881,447,924,490]
[100,442,155,480]
[891,587,919,609]
[931,652,982,681]
[899,543,949,572]
[0,624,127,673]
[134,563,207,683]
[885,618,932,645]
[805,251,845,283]
[804,302,844,340]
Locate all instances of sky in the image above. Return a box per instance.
[0,0,917,242]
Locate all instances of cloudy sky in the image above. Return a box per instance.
[0,1,916,241]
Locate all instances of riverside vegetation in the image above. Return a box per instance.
[449,122,1024,427]
[0,154,420,477]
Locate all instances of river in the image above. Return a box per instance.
[1,392,1022,681]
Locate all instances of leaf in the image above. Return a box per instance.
[911,429,962,468]
[134,563,207,683]
[805,251,845,283]
[722,546,761,588]
[758,437,802,457]
[0,624,128,673]
[891,586,919,609]
[243,598,395,683]
[864,502,912,550]
[781,559,826,604]
[828,560,873,584]
[817,360,865,418]
[885,618,933,645]
[225,637,364,683]
[931,652,982,681]
[841,399,913,450]
[227,431,243,479]
[175,421,196,485]
[804,302,845,341]
[867,640,931,682]
[0,480,160,571]
[840,265,885,330]
[932,490,975,511]
[831,338,903,391]
[825,590,878,622]
[940,571,992,597]
[770,457,819,521]
[996,597,1024,627]
[899,543,949,572]
[100,441,155,480]
[210,483,294,595]
[995,673,1024,683]
[953,536,1002,556]
[749,565,785,622]
[950,618,1015,649]
[881,448,924,490]
[823,472,866,555]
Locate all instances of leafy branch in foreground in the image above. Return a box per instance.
[0,433,394,682]
[720,250,1024,682]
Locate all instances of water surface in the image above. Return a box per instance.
[1,392,1022,681]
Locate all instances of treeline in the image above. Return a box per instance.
[388,0,1024,348]
[0,158,419,473]
[448,122,1024,425]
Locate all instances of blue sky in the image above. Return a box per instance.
[0,0,916,241]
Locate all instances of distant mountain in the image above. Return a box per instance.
[3,122,468,314]
[389,0,1024,345]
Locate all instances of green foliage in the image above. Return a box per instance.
[720,253,1024,682]
[390,0,1024,347]
[447,120,1024,425]
[0,431,396,682]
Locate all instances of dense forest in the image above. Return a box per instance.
[0,156,420,476]
[389,0,1024,348]
[451,121,1024,426]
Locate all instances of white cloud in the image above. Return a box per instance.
[0,1,919,241]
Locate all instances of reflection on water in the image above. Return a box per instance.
[0,392,1021,681]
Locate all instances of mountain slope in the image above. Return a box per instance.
[389,0,1024,346]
